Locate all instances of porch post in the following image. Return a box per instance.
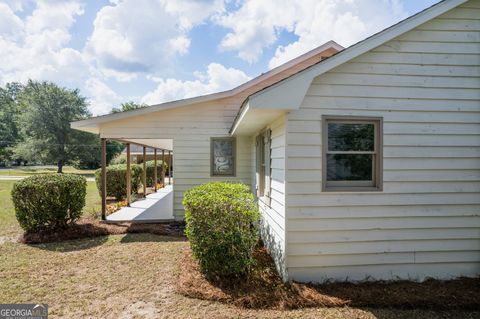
[126,143,131,206]
[143,146,147,197]
[161,150,165,187]
[101,138,107,220]
[154,148,158,192]
[168,150,172,185]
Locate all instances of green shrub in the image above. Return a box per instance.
[183,182,260,278]
[145,160,168,187]
[94,164,143,200]
[110,154,127,165]
[11,174,87,232]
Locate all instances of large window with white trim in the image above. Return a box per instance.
[322,116,383,191]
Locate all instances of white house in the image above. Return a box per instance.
[72,0,480,283]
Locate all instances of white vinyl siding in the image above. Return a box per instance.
[254,115,288,280]
[285,1,480,282]
[99,98,253,220]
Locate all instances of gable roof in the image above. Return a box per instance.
[71,41,343,133]
[243,0,468,112]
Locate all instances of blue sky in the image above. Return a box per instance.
[0,0,439,115]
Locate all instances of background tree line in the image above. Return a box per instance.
[0,80,146,172]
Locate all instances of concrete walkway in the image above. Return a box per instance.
[106,185,174,223]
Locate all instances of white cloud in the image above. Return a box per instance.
[86,0,225,81]
[0,0,87,86]
[0,3,24,41]
[215,0,408,67]
[2,0,30,12]
[84,78,122,115]
[141,63,251,105]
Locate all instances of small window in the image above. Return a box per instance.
[211,137,236,176]
[322,116,382,191]
[255,129,271,201]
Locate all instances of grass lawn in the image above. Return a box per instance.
[0,179,478,318]
[0,180,100,240]
[0,165,96,178]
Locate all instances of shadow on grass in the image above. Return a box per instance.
[22,219,186,251]
[29,235,110,252]
[120,232,185,243]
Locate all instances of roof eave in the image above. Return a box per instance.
[248,0,468,110]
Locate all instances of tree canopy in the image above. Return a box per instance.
[111,101,147,113]
[13,81,98,172]
[0,83,23,163]
[0,80,128,170]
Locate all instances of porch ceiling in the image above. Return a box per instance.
[114,138,173,151]
[230,102,288,135]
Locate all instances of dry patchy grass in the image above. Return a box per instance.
[1,235,479,319]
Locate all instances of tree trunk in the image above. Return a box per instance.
[57,160,64,173]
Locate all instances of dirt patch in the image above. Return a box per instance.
[176,244,480,310]
[21,218,186,244]
[176,245,348,310]
[317,276,480,310]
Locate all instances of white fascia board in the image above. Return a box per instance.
[230,101,250,135]
[70,91,229,131]
[248,0,467,110]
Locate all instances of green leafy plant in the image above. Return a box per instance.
[145,160,168,187]
[94,164,143,200]
[11,174,87,232]
[183,182,260,278]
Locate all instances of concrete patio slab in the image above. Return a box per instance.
[106,185,174,223]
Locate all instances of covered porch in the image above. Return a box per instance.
[99,138,174,223]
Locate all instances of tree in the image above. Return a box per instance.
[111,101,147,113]
[0,83,23,164]
[74,140,124,169]
[14,80,98,173]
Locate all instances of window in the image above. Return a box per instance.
[255,129,271,203]
[322,116,382,191]
[211,137,236,176]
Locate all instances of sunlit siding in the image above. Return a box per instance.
[285,1,480,282]
[99,98,253,219]
[254,115,288,279]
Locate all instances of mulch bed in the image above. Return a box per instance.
[176,244,480,310]
[21,218,186,244]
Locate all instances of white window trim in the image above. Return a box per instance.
[210,136,236,177]
[322,115,383,192]
[256,129,272,206]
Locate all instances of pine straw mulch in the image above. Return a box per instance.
[176,244,480,310]
[21,218,186,244]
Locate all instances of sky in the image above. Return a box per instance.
[0,0,440,116]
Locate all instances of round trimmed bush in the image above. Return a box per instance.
[11,174,87,232]
[145,160,168,187]
[94,164,143,200]
[183,182,260,278]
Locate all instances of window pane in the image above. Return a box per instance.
[328,123,374,151]
[327,154,373,181]
[212,138,234,175]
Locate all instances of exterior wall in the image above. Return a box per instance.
[285,1,480,282]
[96,45,339,221]
[253,115,288,280]
[99,98,253,219]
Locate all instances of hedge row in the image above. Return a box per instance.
[11,174,87,232]
[183,182,260,278]
[94,160,167,200]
